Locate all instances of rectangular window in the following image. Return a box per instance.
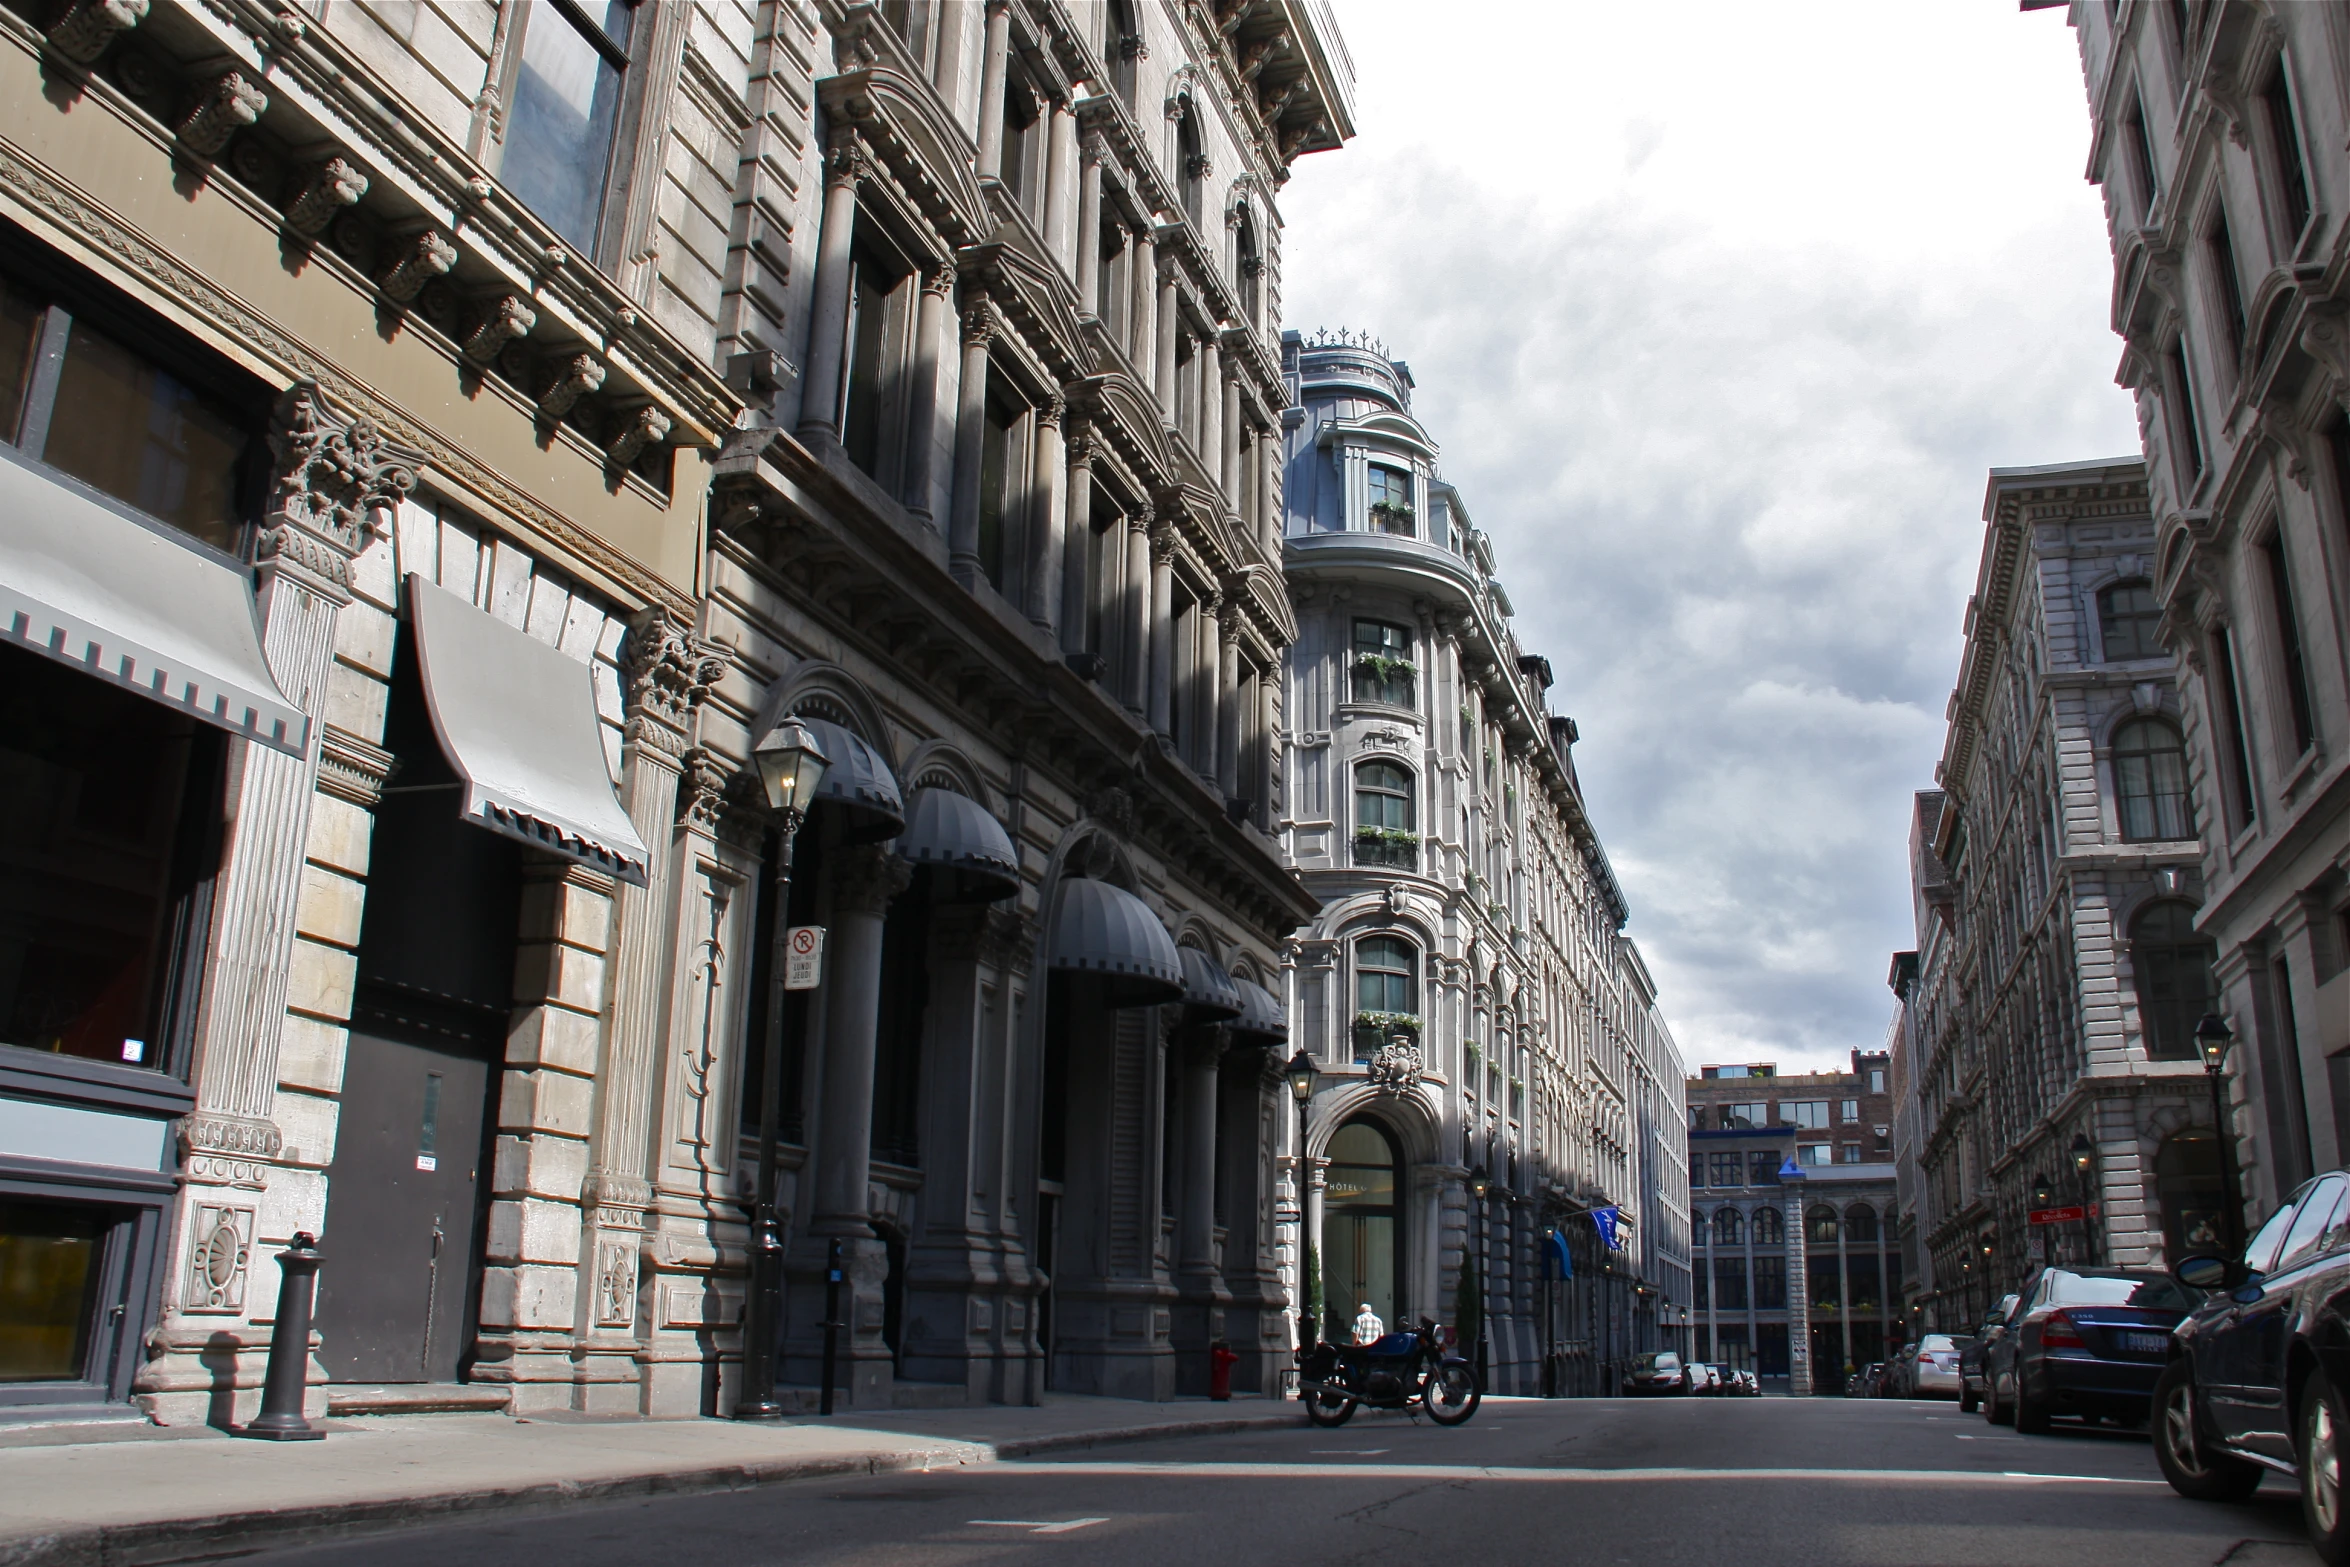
[1840,1099,1859,1124]
[2124,92,2160,215]
[1799,1142,1832,1166]
[502,1,636,255]
[1351,619,1415,707]
[1868,1068,1886,1095]
[0,1200,110,1383]
[2166,341,2205,482]
[1689,1154,1705,1190]
[1712,1256,1748,1312]
[2329,414,2350,544]
[1368,464,1413,534]
[1785,1101,1829,1131]
[2263,59,2313,244]
[1693,1264,1708,1311]
[1720,1101,1768,1130]
[1749,1149,1780,1186]
[1752,1256,1787,1310]
[2208,213,2247,368]
[2214,626,2258,832]
[840,243,911,484]
[1837,1144,1862,1164]
[1808,1255,1842,1310]
[2263,530,2317,756]
[1710,1152,1741,1189]
[977,376,1020,591]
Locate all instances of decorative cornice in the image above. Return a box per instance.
[258,379,421,596]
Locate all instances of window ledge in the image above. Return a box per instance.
[2279,745,2328,806]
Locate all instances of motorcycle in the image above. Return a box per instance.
[1297,1317,1482,1426]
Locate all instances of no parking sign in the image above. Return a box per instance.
[784,925,825,989]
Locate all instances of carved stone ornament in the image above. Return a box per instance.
[284,157,369,239]
[538,353,607,420]
[833,843,914,916]
[823,137,871,191]
[381,230,459,304]
[607,405,672,467]
[1085,785,1137,837]
[619,607,727,751]
[47,0,147,65]
[260,380,421,588]
[595,1237,639,1329]
[183,1203,254,1313]
[678,745,730,829]
[178,72,268,159]
[1367,1039,1423,1095]
[464,294,536,364]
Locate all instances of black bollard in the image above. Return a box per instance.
[242,1232,326,1441]
[818,1238,843,1417]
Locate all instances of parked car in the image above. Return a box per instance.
[2153,1169,2350,1562]
[1620,1350,1693,1397]
[1958,1295,2018,1413]
[1690,1362,1724,1395]
[1911,1334,1975,1400]
[1981,1266,2200,1433]
[1846,1362,1882,1398]
[1731,1369,1761,1397]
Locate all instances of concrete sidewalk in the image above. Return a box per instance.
[0,1395,1299,1567]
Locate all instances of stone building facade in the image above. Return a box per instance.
[0,0,1354,1425]
[2053,0,2350,1229]
[1685,1055,1897,1394]
[1274,328,1688,1398]
[1895,460,2220,1335]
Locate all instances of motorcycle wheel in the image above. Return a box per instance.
[1423,1363,1481,1426]
[1305,1387,1357,1427]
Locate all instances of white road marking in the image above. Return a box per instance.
[1310,1449,1391,1455]
[1012,1461,2165,1487]
[969,1519,1110,1534]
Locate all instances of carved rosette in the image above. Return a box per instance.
[595,1237,639,1329]
[182,1203,254,1312]
[619,608,727,758]
[259,380,421,595]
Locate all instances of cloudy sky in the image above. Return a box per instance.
[1277,2,2142,1073]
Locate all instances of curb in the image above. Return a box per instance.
[0,1412,1302,1567]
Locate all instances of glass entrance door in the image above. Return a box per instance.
[1322,1120,1402,1342]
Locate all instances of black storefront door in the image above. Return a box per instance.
[314,1023,494,1382]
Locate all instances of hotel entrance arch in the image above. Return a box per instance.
[1322,1119,1404,1342]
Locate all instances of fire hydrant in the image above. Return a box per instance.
[1208,1339,1239,1401]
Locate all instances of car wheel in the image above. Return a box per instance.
[2152,1362,2261,1502]
[1959,1384,1980,1414]
[2301,1370,2350,1565]
[1987,1370,2014,1427]
[2014,1375,2051,1435]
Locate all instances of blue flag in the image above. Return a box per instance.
[1591,1206,1625,1251]
[1547,1227,1574,1279]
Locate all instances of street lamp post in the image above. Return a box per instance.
[1470,1166,1490,1386]
[2197,1013,2245,1256]
[2070,1132,2097,1265]
[1284,1048,1320,1378]
[735,718,830,1423]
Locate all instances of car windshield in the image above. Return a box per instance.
[1633,1352,1680,1373]
[1919,1335,1968,1352]
[2042,1270,2200,1311]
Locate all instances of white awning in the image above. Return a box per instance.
[407,574,650,885]
[0,447,307,756]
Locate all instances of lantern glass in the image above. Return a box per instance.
[1284,1049,1318,1104]
[753,718,831,814]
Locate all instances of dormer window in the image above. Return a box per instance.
[1368,464,1412,535]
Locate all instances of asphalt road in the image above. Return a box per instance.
[246,1394,2324,1567]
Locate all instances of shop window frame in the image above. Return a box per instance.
[0,1160,173,1409]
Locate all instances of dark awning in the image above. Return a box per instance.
[894,786,1018,902]
[0,446,307,755]
[1179,949,1244,1020]
[799,716,904,841]
[1231,978,1287,1042]
[1048,877,1182,1006]
[408,574,650,885]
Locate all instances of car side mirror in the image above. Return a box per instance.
[2173,1252,2237,1292]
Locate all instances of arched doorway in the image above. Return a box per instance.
[1323,1119,1403,1342]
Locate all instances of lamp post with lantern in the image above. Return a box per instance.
[2069,1132,2098,1264]
[1284,1048,1319,1375]
[2197,1013,2245,1256]
[735,718,830,1422]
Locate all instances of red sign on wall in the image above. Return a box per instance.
[2027,1204,2098,1226]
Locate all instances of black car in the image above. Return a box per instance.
[1980,1266,2200,1432]
[2153,1170,2350,1563]
[1958,1295,2018,1413]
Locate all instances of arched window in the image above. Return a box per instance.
[2113,719,2192,842]
[1355,936,1417,1021]
[1752,1207,1784,1246]
[1235,209,1261,329]
[1354,761,1415,869]
[2099,579,2163,661]
[1844,1204,1879,1243]
[1713,1207,1744,1247]
[2132,899,2216,1060]
[1177,110,1205,226]
[1806,1205,1839,1245]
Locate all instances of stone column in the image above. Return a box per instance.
[1061,432,1096,655]
[1130,228,1156,371]
[1041,96,1074,263]
[797,137,867,439]
[1198,336,1221,468]
[1122,509,1152,719]
[1216,620,1242,799]
[577,615,724,1385]
[140,384,418,1426]
[1179,1036,1220,1276]
[1147,523,1176,736]
[1025,395,1066,634]
[1221,370,1243,510]
[947,295,996,583]
[1196,594,1221,779]
[1257,422,1281,554]
[901,265,955,526]
[1155,268,1180,417]
[1075,135,1106,316]
[974,0,1012,180]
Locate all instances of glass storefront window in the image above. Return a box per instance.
[0,1201,107,1382]
[0,642,222,1068]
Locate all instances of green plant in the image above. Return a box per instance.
[1354,1010,1422,1035]
[1352,652,1416,686]
[1353,826,1420,847]
[1370,499,1416,527]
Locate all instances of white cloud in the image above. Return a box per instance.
[1280,0,2139,1070]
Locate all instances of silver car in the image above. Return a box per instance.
[1911,1332,1975,1398]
